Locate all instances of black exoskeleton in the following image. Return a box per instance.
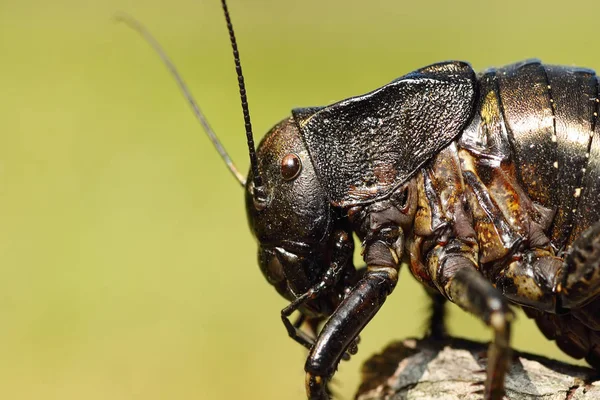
[120,2,600,399]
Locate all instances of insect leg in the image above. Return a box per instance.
[561,221,600,309]
[492,248,562,312]
[305,265,399,400]
[445,265,513,400]
[425,289,447,339]
[304,227,402,400]
[427,234,512,400]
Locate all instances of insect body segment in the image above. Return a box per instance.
[293,62,476,206]
[121,4,600,399]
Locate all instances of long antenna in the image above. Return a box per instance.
[220,0,264,193]
[115,12,246,186]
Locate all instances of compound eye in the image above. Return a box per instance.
[281,153,302,181]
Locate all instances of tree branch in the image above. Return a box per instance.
[356,337,600,399]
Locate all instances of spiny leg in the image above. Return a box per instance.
[561,220,600,309]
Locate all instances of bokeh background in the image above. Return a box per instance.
[2,0,600,399]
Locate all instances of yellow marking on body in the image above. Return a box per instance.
[553,161,559,169]
[574,188,582,198]
[389,248,399,265]
[480,90,500,129]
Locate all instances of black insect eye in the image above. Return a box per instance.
[281,153,302,181]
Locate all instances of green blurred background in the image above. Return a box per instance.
[1,0,600,399]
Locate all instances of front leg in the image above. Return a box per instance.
[305,265,398,399]
[305,233,402,399]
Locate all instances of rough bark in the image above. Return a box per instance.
[356,337,600,400]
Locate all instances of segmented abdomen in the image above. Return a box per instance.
[487,60,600,366]
[494,60,600,251]
[460,60,600,367]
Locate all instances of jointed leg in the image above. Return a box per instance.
[305,265,399,399]
[302,224,403,399]
[425,228,513,399]
[443,260,514,400]
[493,248,562,312]
[489,221,600,313]
[281,312,357,362]
[425,289,447,340]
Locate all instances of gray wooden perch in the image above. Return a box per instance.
[355,337,600,400]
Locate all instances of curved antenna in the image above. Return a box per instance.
[220,0,265,194]
[115,12,246,186]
